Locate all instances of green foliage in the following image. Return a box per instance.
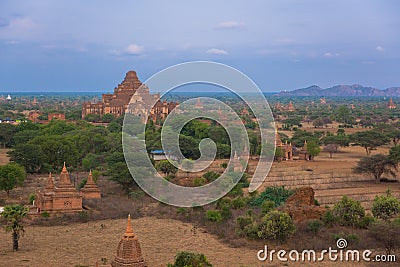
[0,162,26,196]
[227,184,244,197]
[261,200,275,214]
[40,211,50,218]
[249,186,293,207]
[306,140,321,159]
[236,216,253,233]
[28,193,36,205]
[155,160,178,176]
[167,251,213,267]
[322,208,337,227]
[202,171,219,182]
[350,130,390,155]
[353,154,397,180]
[307,220,323,235]
[206,210,223,222]
[257,210,296,241]
[193,177,207,186]
[231,197,246,209]
[332,196,366,227]
[389,145,400,163]
[372,190,400,221]
[2,204,28,251]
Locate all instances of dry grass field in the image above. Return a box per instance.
[1,217,396,267]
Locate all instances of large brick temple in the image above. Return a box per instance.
[82,70,178,122]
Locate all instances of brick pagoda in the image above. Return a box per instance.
[80,170,101,199]
[111,215,147,267]
[35,163,83,214]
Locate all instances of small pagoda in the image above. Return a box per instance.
[111,215,147,267]
[80,170,101,199]
[387,98,397,109]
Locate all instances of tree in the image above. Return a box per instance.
[257,210,296,241]
[155,160,178,176]
[323,144,337,158]
[0,123,17,148]
[8,144,44,173]
[372,190,400,221]
[389,145,400,164]
[1,204,28,251]
[353,154,397,181]
[167,251,213,267]
[0,163,26,197]
[350,130,390,155]
[306,140,321,160]
[333,196,365,227]
[101,113,115,123]
[335,105,354,124]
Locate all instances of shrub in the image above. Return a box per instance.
[167,251,213,267]
[193,177,207,186]
[231,197,246,209]
[220,162,228,168]
[357,214,375,229]
[249,186,293,207]
[307,220,323,235]
[227,184,244,197]
[236,216,253,232]
[368,221,400,254]
[29,193,36,205]
[257,210,295,241]
[206,210,223,222]
[322,208,337,227]
[261,200,275,214]
[372,190,400,221]
[332,196,365,227]
[203,171,219,182]
[41,211,50,218]
[216,198,231,209]
[220,206,232,220]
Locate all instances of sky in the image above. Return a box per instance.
[0,0,399,92]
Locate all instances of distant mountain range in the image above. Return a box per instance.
[277,84,400,97]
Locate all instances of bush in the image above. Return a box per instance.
[29,193,36,205]
[368,221,400,254]
[167,251,213,267]
[307,220,323,235]
[227,184,243,197]
[41,211,50,218]
[216,198,231,209]
[332,196,365,227]
[236,216,253,232]
[203,171,219,182]
[372,190,400,221]
[261,200,275,214]
[322,208,337,227]
[257,210,296,241]
[193,177,207,186]
[231,197,246,209]
[249,186,293,207]
[206,210,223,222]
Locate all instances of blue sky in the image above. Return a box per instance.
[0,0,399,92]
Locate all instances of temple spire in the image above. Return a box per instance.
[125,214,134,237]
[62,162,67,173]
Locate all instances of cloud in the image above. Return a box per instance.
[5,40,20,45]
[125,43,144,55]
[376,45,384,52]
[206,48,228,55]
[215,21,245,30]
[323,52,340,58]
